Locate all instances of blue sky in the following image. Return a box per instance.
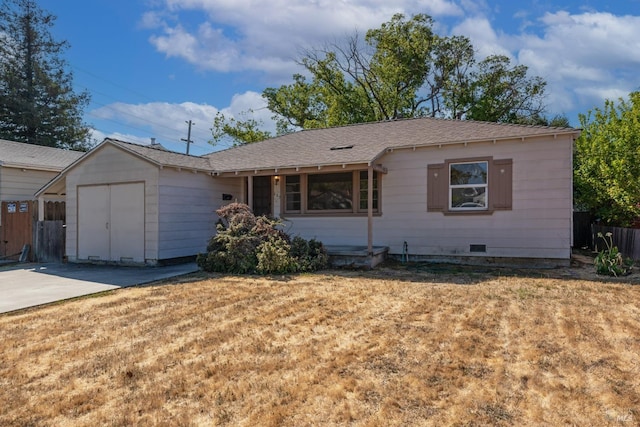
[41,0,640,155]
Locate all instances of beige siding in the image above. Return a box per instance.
[0,167,60,201]
[285,216,369,246]
[281,135,573,260]
[376,135,573,259]
[64,144,160,262]
[157,170,242,259]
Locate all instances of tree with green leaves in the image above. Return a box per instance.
[574,92,640,226]
[464,55,546,123]
[213,14,554,145]
[211,110,272,147]
[0,0,92,150]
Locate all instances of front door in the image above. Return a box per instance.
[252,176,272,217]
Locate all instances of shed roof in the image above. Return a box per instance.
[35,138,213,197]
[0,139,84,171]
[106,138,212,171]
[205,117,580,173]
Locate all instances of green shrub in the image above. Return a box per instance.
[197,203,328,274]
[291,236,329,272]
[256,236,294,274]
[594,232,633,276]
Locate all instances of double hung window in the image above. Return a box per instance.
[449,161,488,210]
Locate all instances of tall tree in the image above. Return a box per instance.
[464,55,546,123]
[574,92,640,226]
[214,13,553,145]
[0,0,91,150]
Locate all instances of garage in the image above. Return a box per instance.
[36,139,243,265]
[77,182,145,263]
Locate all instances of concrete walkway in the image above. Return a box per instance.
[0,262,199,314]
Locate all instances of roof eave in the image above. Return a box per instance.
[0,162,64,172]
[379,129,582,155]
[211,159,383,177]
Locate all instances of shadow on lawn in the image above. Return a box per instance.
[323,254,640,286]
[166,251,640,287]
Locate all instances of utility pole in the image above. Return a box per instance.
[181,120,194,155]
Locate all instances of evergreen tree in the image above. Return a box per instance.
[0,0,92,150]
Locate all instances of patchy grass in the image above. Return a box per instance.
[1,263,639,426]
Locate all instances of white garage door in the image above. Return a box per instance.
[78,182,145,262]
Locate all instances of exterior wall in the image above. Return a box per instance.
[381,136,573,260]
[283,216,369,246]
[64,144,160,262]
[0,166,60,201]
[157,169,242,259]
[283,135,573,260]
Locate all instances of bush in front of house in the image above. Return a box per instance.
[197,203,328,274]
[594,232,633,277]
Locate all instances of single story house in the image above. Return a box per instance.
[1,139,83,259]
[37,117,580,266]
[0,139,83,204]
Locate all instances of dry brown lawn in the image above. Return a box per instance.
[1,260,639,426]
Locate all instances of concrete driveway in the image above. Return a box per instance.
[0,262,199,314]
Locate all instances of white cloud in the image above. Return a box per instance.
[446,9,640,119]
[138,2,640,125]
[451,16,512,59]
[513,11,640,116]
[89,92,277,154]
[145,0,462,76]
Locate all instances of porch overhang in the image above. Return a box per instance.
[211,162,387,178]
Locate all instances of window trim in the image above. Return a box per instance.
[358,170,379,213]
[284,175,302,213]
[281,170,381,216]
[427,156,513,215]
[448,160,489,212]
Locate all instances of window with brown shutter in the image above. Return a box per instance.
[427,157,513,214]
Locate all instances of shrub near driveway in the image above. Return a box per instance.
[0,266,639,426]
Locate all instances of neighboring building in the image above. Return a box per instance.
[37,117,580,266]
[0,139,83,260]
[0,139,82,203]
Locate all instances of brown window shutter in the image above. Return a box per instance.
[427,163,447,211]
[490,158,513,210]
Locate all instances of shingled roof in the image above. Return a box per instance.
[0,139,84,170]
[205,117,580,173]
[106,139,211,171]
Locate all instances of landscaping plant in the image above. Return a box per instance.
[197,203,328,274]
[594,232,633,276]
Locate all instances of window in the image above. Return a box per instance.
[285,175,301,212]
[359,170,378,211]
[427,157,512,214]
[308,172,353,211]
[282,170,381,215]
[449,161,487,210]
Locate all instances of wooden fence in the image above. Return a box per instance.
[592,224,640,260]
[0,200,66,262]
[44,201,65,221]
[34,220,65,262]
[1,200,36,261]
